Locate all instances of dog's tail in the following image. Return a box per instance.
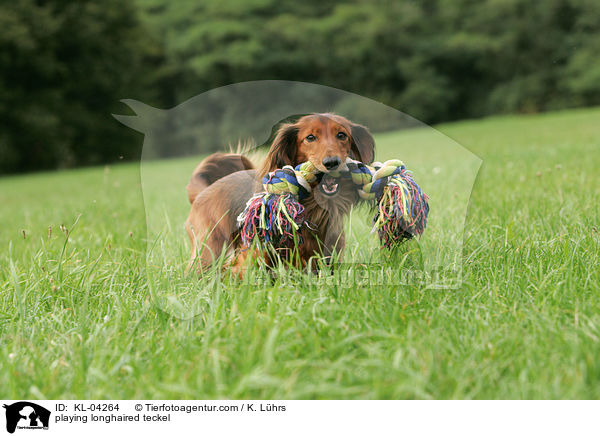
[186,152,255,203]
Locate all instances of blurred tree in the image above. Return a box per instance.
[0,0,159,173]
[137,0,600,126]
[1,0,599,173]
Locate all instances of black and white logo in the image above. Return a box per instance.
[3,402,50,434]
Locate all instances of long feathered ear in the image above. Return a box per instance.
[259,123,299,178]
[350,123,375,164]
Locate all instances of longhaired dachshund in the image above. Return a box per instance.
[185,113,375,276]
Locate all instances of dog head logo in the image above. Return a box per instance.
[3,402,50,434]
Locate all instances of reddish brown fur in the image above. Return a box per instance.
[186,153,254,203]
[185,113,375,276]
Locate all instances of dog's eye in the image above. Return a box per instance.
[305,134,316,142]
[336,132,347,140]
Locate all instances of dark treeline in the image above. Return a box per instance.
[1,0,599,174]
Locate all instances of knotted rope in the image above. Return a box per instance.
[237,157,429,248]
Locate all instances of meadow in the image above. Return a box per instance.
[1,107,599,399]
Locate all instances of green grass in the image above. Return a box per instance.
[1,107,599,399]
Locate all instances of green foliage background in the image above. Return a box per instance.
[2,0,600,173]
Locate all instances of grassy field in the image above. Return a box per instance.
[1,107,599,399]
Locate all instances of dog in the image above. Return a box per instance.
[185,113,375,276]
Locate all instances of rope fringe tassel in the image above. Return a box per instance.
[237,157,429,248]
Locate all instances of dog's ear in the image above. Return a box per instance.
[350,123,375,164]
[260,114,307,149]
[259,123,299,177]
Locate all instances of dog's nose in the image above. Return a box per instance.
[322,156,341,170]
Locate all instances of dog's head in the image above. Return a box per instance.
[260,113,375,197]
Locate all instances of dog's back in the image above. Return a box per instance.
[186,153,254,203]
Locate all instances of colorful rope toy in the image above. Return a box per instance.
[237,158,429,248]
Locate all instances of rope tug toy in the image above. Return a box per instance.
[237,158,429,248]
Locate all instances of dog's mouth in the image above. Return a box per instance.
[319,174,340,196]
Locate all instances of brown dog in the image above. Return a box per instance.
[185,113,375,275]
